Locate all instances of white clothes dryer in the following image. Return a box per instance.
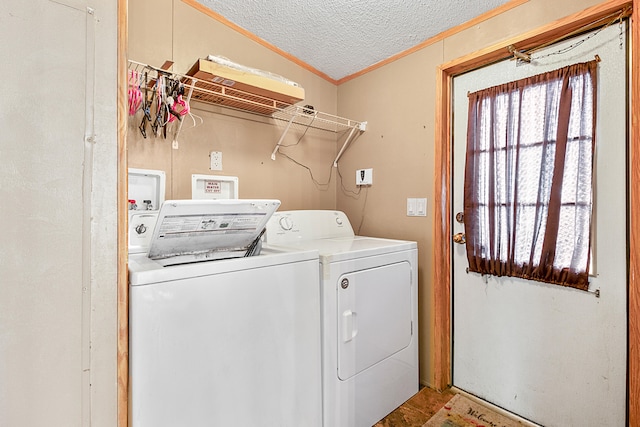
[129,200,322,427]
[265,210,418,427]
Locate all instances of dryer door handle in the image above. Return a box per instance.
[342,310,358,343]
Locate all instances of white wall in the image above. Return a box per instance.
[0,1,118,426]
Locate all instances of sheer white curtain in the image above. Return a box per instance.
[464,60,597,290]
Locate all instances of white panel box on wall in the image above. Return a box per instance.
[128,168,166,254]
[192,174,239,199]
[128,168,166,211]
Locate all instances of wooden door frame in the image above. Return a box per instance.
[432,0,639,425]
[117,0,128,426]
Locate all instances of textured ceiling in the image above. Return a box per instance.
[196,0,510,81]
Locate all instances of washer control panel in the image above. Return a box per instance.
[279,216,294,231]
[265,210,354,244]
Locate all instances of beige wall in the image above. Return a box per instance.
[128,0,340,210]
[337,0,606,387]
[129,0,609,388]
[337,46,440,386]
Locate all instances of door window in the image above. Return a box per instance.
[464,60,597,290]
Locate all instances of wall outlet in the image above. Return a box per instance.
[210,151,222,171]
[356,168,373,186]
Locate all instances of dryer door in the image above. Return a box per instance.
[337,261,412,380]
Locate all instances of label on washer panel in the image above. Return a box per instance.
[156,213,264,239]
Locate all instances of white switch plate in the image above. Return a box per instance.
[356,168,373,186]
[416,198,427,216]
[407,198,427,216]
[210,151,223,171]
[407,198,416,216]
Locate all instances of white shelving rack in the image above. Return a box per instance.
[127,60,367,166]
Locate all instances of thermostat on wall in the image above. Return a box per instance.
[356,168,373,186]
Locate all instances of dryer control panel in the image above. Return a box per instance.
[265,210,354,244]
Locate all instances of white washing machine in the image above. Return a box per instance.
[129,199,322,427]
[265,210,418,427]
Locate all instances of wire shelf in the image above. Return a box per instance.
[127,59,366,164]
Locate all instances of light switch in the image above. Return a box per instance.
[407,198,427,217]
[416,198,427,216]
[407,198,416,216]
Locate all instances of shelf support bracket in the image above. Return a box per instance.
[333,125,358,167]
[271,114,297,160]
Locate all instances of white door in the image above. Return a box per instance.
[451,24,627,426]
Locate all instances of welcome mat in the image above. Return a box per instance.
[423,394,524,427]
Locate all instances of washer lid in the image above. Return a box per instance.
[147,199,280,265]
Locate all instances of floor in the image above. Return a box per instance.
[373,386,455,427]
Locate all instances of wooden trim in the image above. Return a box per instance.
[432,0,636,416]
[180,0,338,85]
[337,0,530,85]
[432,65,452,390]
[629,1,639,425]
[440,0,631,77]
[117,0,129,426]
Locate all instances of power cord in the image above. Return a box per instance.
[356,186,369,235]
[278,151,334,190]
[276,125,369,233]
[336,164,362,199]
[336,163,369,235]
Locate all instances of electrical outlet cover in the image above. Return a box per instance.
[210,151,223,171]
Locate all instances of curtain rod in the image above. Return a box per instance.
[522,6,631,57]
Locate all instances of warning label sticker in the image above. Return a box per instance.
[204,180,222,194]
